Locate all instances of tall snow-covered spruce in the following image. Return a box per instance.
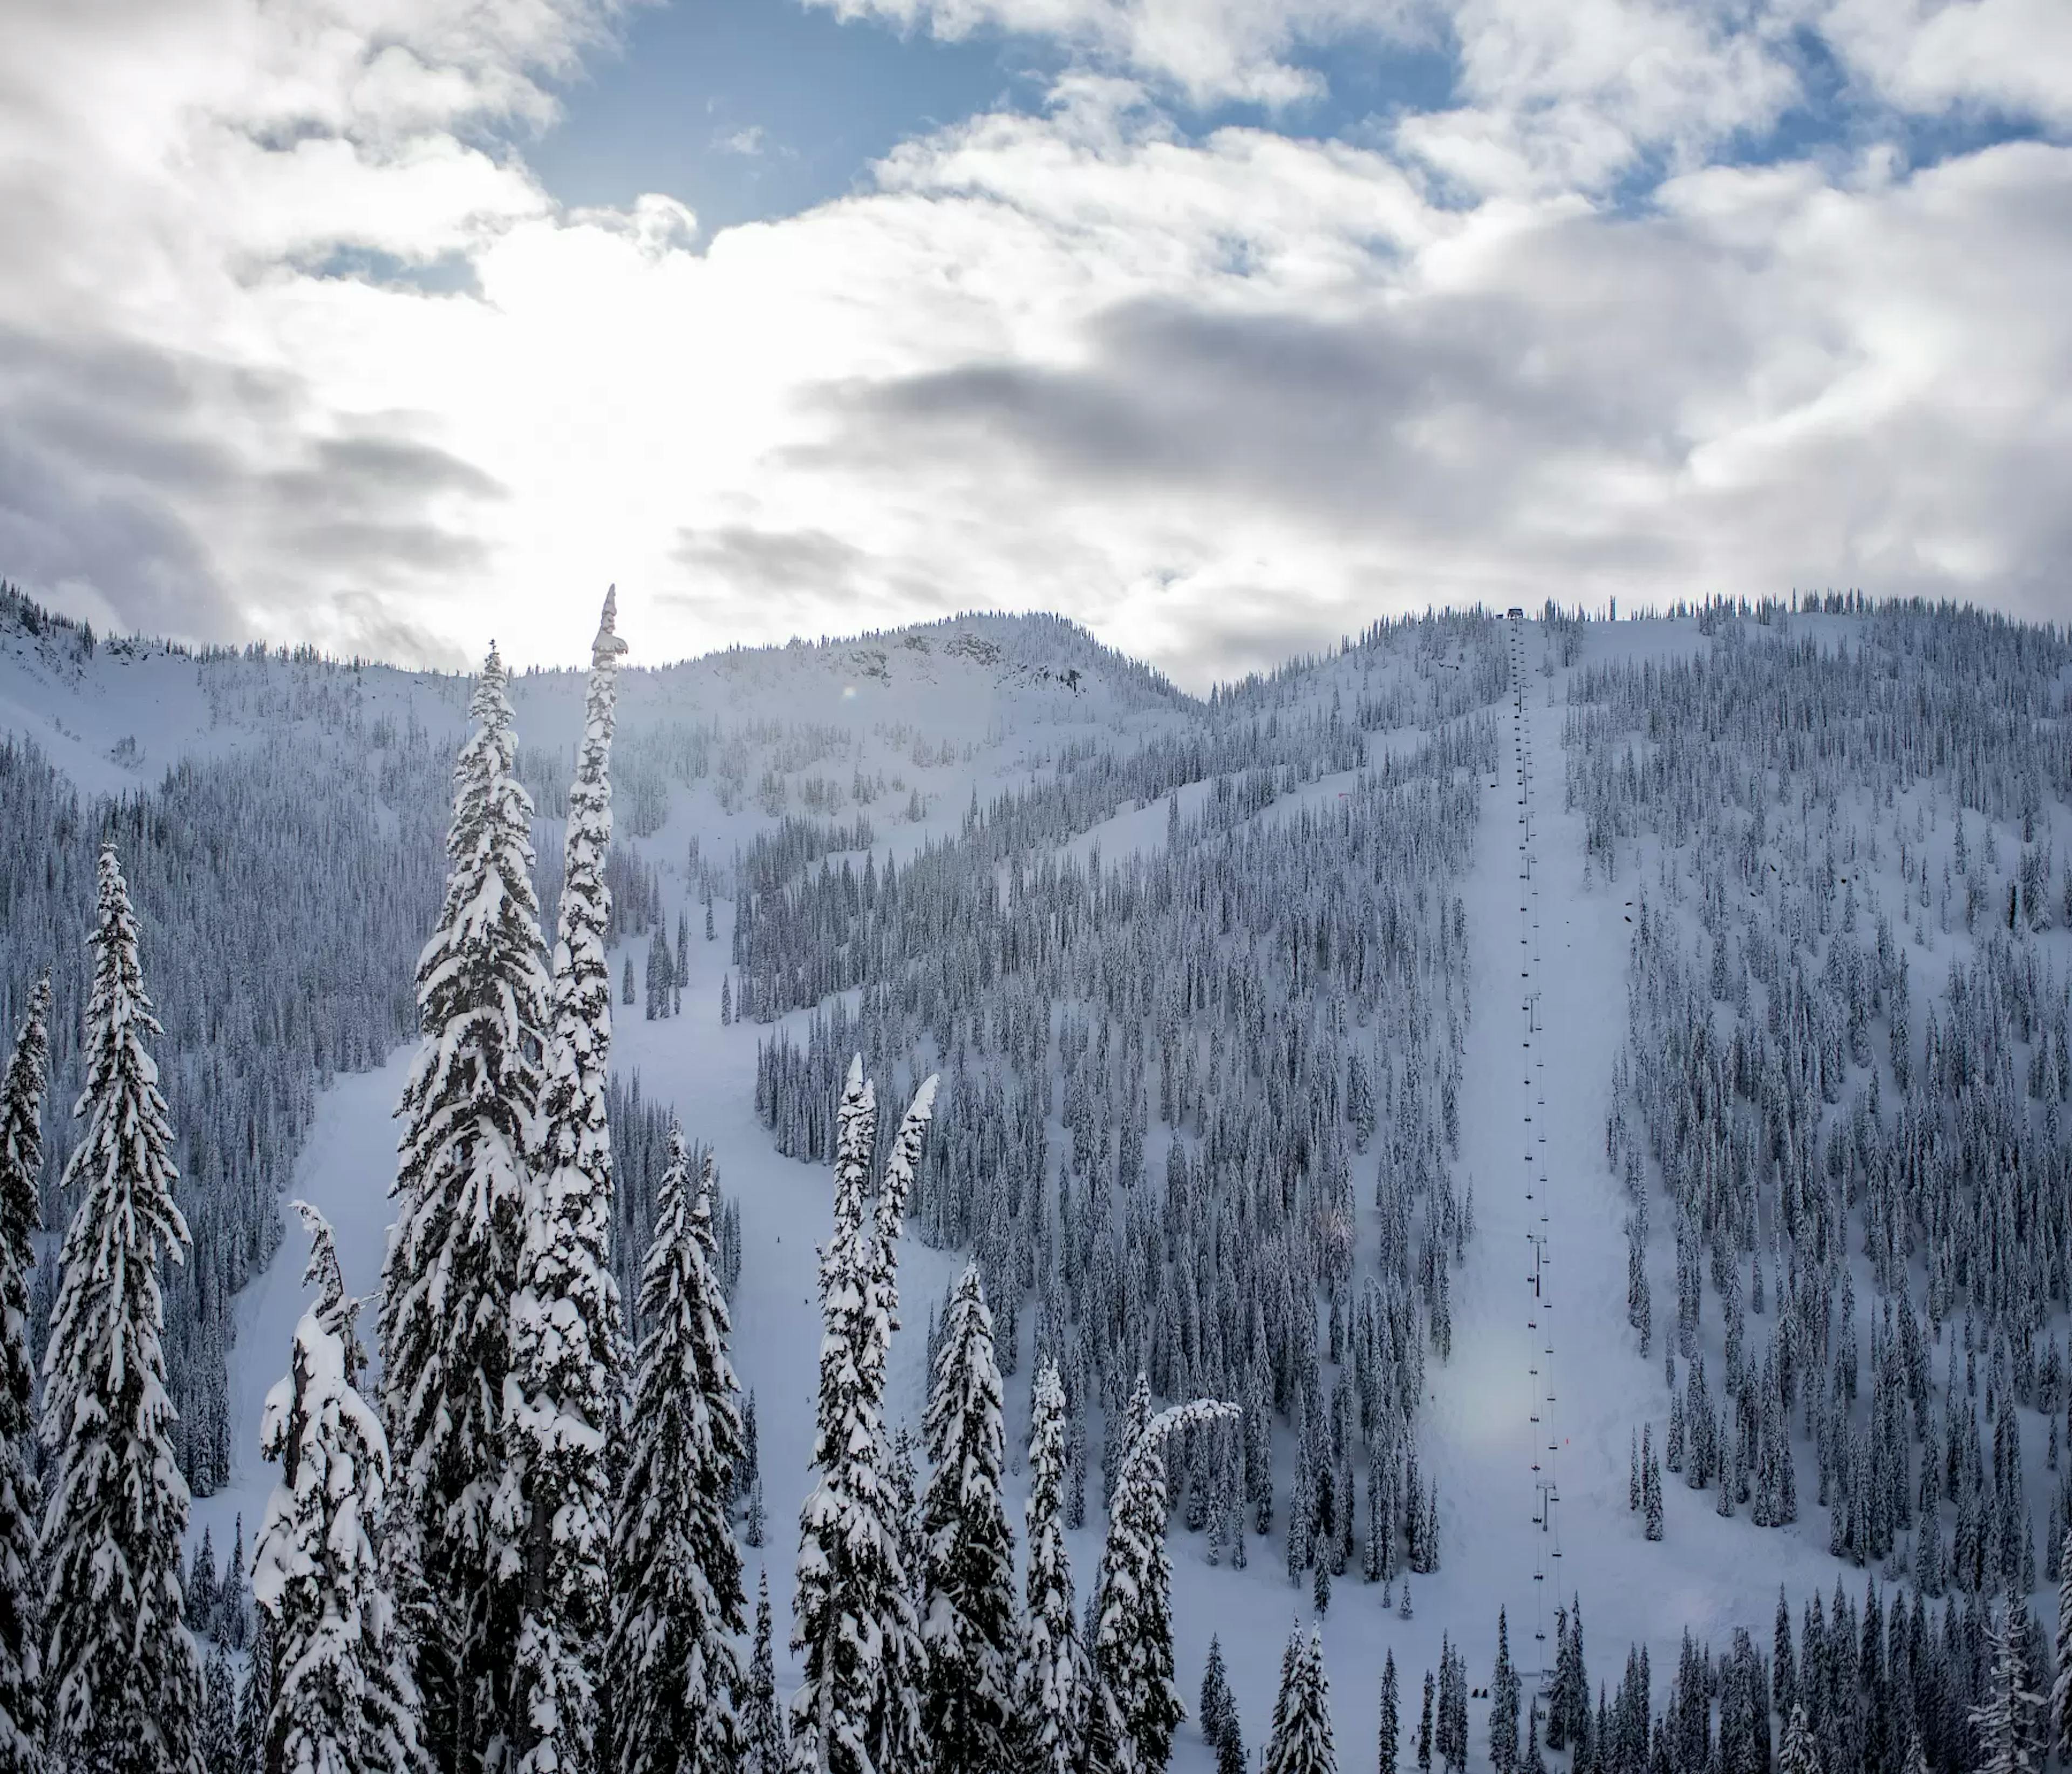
[608,1127,747,1774]
[1776,1700,1818,1774]
[1973,1602,2046,1774]
[38,845,205,1774]
[379,643,550,1774]
[788,1059,937,1774]
[501,588,630,1774]
[2055,1521,2072,1764]
[742,1573,785,1774]
[0,973,45,1772]
[1017,1358,1086,1774]
[253,1201,422,1774]
[917,1262,1017,1774]
[1088,1388,1240,1774]
[1264,1629,1335,1774]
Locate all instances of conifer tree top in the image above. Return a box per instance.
[594,583,629,664]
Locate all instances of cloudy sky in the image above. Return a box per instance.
[1,0,2066,688]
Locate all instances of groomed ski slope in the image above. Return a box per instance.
[186,605,2071,1771]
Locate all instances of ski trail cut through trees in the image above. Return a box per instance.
[1511,609,1564,1683]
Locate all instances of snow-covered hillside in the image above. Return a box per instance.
[7,583,2070,1774]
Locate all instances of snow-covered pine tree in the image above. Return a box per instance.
[1378,1650,1400,1774]
[879,1427,925,1774]
[1018,1357,1086,1774]
[1973,1602,2046,1774]
[1215,1702,1245,1774]
[2054,1522,2072,1763]
[240,1613,277,1774]
[38,844,205,1774]
[252,1200,422,1774]
[502,589,629,1774]
[1087,1394,1239,1774]
[1554,1598,1589,1759]
[919,1263,1017,1774]
[861,1091,935,1774]
[1521,1703,1546,1774]
[1270,1628,1298,1744]
[1490,1608,1519,1774]
[189,1527,220,1653]
[1642,1424,1664,1540]
[0,971,46,1772]
[1198,1639,1231,1751]
[738,1393,761,1509]
[743,1573,786,1774]
[1776,1702,1818,1774]
[609,1129,747,1774]
[379,644,550,1772]
[789,1062,938,1774]
[219,1517,251,1654]
[1263,1629,1335,1774]
[1435,1636,1466,1774]
[201,1647,237,1772]
[644,927,671,1023]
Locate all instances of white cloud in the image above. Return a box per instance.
[0,0,2068,688]
[812,0,1810,186]
[810,0,2072,187]
[1413,0,1805,196]
[1815,0,2072,130]
[809,0,1426,109]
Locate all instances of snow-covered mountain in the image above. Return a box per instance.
[4,579,2067,1772]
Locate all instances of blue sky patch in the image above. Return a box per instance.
[522,2,1468,238]
[522,1,1057,237]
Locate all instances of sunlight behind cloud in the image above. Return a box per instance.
[0,0,2067,685]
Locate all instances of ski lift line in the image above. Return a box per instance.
[1507,613,1553,1676]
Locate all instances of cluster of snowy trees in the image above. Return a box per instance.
[0,584,965,1515]
[608,1071,742,1310]
[1164,1559,2072,1774]
[727,634,1467,1033]
[1573,602,2072,1614]
[166,593,1252,1774]
[0,599,628,1770]
[0,587,749,1773]
[748,686,1497,1618]
[782,1053,1253,1774]
[210,592,767,1773]
[643,912,687,1020]
[739,815,879,900]
[0,647,453,1490]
